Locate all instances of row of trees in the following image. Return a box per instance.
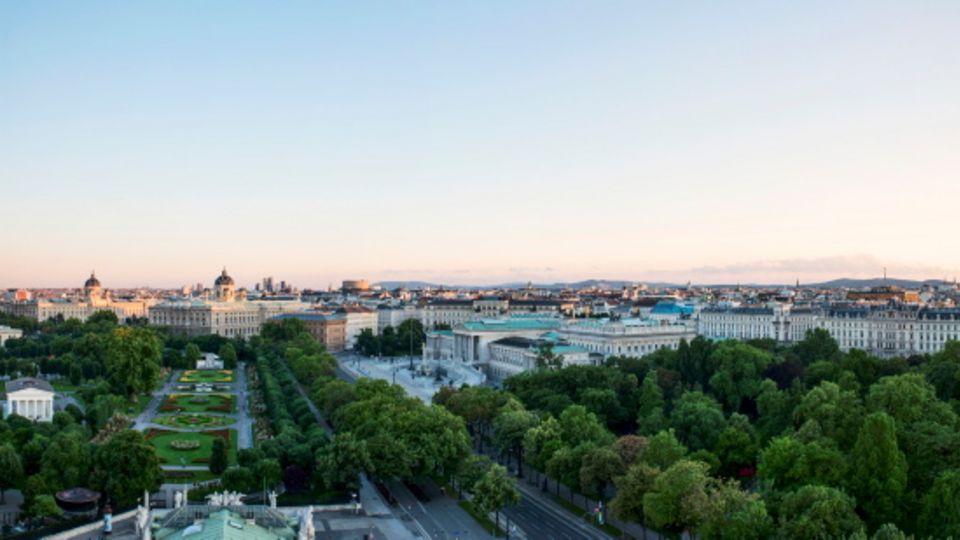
[434,331,960,538]
[250,318,523,526]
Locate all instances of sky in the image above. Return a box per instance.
[1,1,959,288]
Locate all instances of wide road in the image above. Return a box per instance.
[336,359,612,540]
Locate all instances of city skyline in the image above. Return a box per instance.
[3,2,959,286]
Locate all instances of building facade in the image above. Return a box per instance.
[487,337,592,380]
[1,272,155,322]
[3,378,55,422]
[272,312,347,352]
[338,305,377,349]
[697,302,960,358]
[560,318,697,358]
[424,318,562,366]
[149,269,307,338]
[0,325,23,346]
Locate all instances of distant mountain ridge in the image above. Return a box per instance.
[375,277,950,290]
[807,277,946,289]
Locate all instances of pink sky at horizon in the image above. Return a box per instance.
[3,254,957,289]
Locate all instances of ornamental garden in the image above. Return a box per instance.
[144,369,242,481]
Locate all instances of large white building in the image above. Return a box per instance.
[697,304,821,344]
[3,378,55,422]
[487,337,592,380]
[424,317,562,366]
[149,269,307,338]
[0,325,23,346]
[377,304,419,334]
[697,303,960,358]
[420,299,478,328]
[0,272,155,322]
[339,305,378,348]
[559,318,697,358]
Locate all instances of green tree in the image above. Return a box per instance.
[676,337,714,389]
[492,407,539,478]
[28,494,63,520]
[713,419,759,478]
[792,328,841,365]
[40,429,92,491]
[523,416,563,471]
[471,464,520,534]
[708,342,772,412]
[754,379,794,441]
[794,381,864,450]
[636,372,667,435]
[92,430,162,506]
[670,391,726,451]
[209,437,229,475]
[757,436,847,493]
[0,444,23,503]
[847,412,907,530]
[865,373,956,429]
[104,327,162,401]
[871,523,907,540]
[611,462,659,524]
[218,343,238,369]
[643,459,712,533]
[184,343,202,367]
[918,469,960,538]
[579,446,625,500]
[454,454,492,498]
[558,405,614,447]
[222,466,254,493]
[316,433,371,490]
[642,429,688,470]
[776,485,864,539]
[700,480,773,540]
[253,458,282,490]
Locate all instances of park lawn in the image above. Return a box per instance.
[160,393,235,413]
[147,428,237,467]
[178,370,234,383]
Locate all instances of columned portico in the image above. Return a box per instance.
[3,378,55,422]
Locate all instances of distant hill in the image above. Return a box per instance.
[374,278,679,290]
[808,277,944,289]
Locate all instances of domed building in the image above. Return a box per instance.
[0,272,154,322]
[83,271,102,300]
[149,268,308,338]
[214,267,237,302]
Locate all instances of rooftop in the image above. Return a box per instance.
[6,377,54,393]
[461,318,561,332]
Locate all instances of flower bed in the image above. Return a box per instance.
[178,370,234,383]
[170,440,202,450]
[154,414,233,429]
